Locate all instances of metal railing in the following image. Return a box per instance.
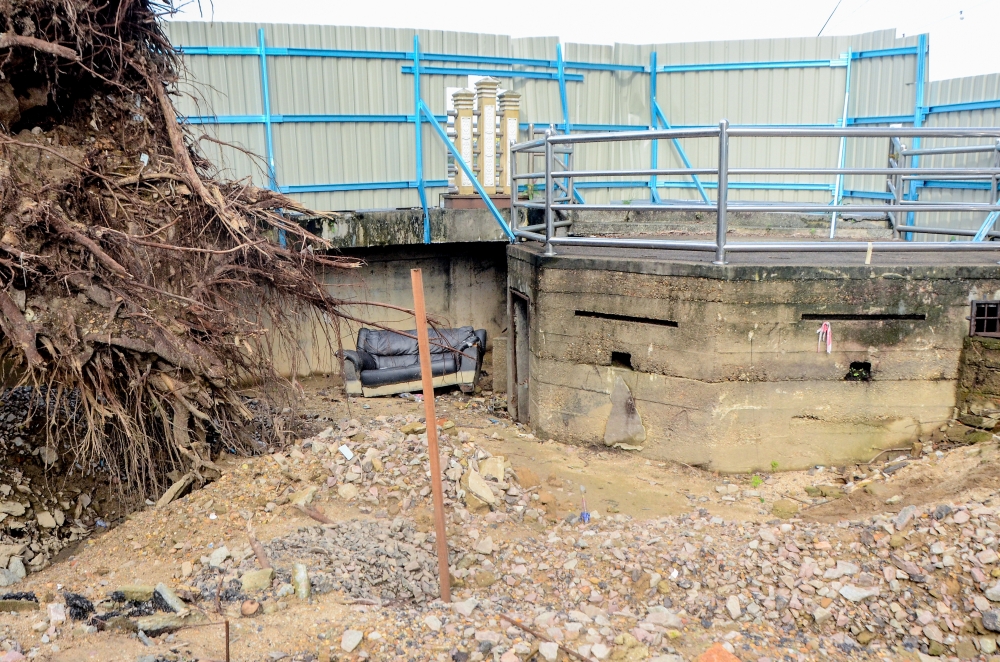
[510,122,1000,264]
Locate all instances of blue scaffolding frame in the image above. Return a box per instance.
[175,33,1000,243]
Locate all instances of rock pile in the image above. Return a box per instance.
[189,518,450,606]
[400,502,1000,660]
[292,414,530,518]
[0,389,103,587]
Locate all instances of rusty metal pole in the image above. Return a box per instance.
[410,268,451,603]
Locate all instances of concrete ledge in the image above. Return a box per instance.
[300,209,510,248]
[509,241,1000,282]
[564,209,892,239]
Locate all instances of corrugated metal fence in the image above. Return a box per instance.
[164,22,1000,237]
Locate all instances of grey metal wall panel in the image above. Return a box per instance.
[165,22,997,221]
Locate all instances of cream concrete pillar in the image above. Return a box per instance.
[475,77,500,194]
[451,89,476,195]
[497,91,521,196]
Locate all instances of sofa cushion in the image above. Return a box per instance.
[359,353,459,387]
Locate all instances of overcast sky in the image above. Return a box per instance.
[169,0,999,81]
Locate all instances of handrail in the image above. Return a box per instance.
[515,167,1000,179]
[510,120,1000,263]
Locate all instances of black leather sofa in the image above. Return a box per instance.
[339,326,487,397]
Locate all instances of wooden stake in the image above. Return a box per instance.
[410,268,451,603]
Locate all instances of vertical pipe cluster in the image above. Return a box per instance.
[475,78,501,194]
[452,90,476,195]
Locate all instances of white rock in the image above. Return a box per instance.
[453,598,479,617]
[923,623,943,642]
[208,546,230,569]
[644,607,682,628]
[337,484,359,501]
[823,561,859,580]
[986,583,1000,602]
[47,603,66,625]
[839,584,878,602]
[0,502,26,516]
[650,656,685,662]
[480,456,505,481]
[424,615,442,631]
[591,643,611,660]
[534,612,557,628]
[726,595,741,619]
[813,607,832,624]
[36,512,56,528]
[341,629,364,652]
[538,641,559,662]
[467,471,496,505]
[475,537,495,555]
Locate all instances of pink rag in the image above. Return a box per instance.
[817,322,832,354]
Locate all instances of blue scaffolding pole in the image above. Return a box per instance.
[652,103,710,204]
[413,36,431,244]
[554,43,585,204]
[829,50,852,238]
[256,29,285,246]
[904,34,928,241]
[648,52,661,203]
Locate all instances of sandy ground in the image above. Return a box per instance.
[3,376,999,662]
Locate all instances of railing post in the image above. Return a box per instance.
[510,135,519,232]
[714,119,729,265]
[544,128,555,256]
[889,137,902,240]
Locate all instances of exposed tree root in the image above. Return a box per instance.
[0,0,389,500]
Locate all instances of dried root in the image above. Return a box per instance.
[0,0,369,498]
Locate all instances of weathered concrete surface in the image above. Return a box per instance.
[530,208,892,240]
[508,242,1000,471]
[295,207,890,250]
[957,336,1000,415]
[300,209,509,248]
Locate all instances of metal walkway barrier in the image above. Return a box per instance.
[510,123,1000,264]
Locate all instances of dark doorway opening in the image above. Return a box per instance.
[509,290,530,423]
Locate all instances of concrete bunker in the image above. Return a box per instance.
[507,241,1000,472]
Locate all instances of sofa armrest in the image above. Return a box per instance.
[457,331,486,375]
[338,349,376,374]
